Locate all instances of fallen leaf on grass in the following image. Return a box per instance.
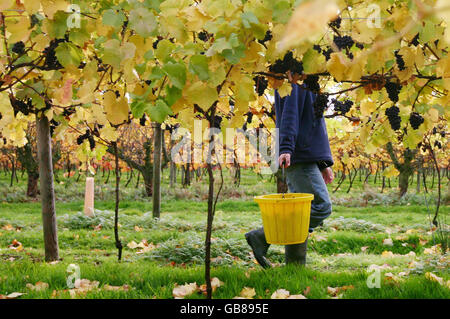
[303,286,311,296]
[381,251,395,258]
[103,284,131,292]
[0,292,25,299]
[235,287,256,299]
[425,272,445,286]
[127,239,158,254]
[2,224,14,231]
[361,246,369,252]
[384,273,403,283]
[199,277,224,295]
[173,282,199,299]
[271,289,290,299]
[8,239,23,252]
[382,238,393,246]
[423,245,442,255]
[134,226,143,232]
[327,285,354,298]
[26,282,49,291]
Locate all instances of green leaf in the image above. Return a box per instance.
[148,99,173,123]
[129,8,157,38]
[48,11,68,38]
[241,11,259,29]
[164,85,182,106]
[162,62,186,89]
[55,42,83,68]
[130,100,147,119]
[102,9,126,29]
[155,39,176,62]
[189,55,209,81]
[272,0,291,24]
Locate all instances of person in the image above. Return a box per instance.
[245,83,334,268]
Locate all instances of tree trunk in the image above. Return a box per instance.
[152,123,162,219]
[143,173,153,197]
[398,169,412,197]
[27,173,39,197]
[112,142,123,261]
[36,114,59,262]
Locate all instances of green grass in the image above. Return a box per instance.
[0,168,448,299]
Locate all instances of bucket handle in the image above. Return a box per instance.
[281,160,286,199]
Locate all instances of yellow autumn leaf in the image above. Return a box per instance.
[238,287,256,299]
[278,0,338,51]
[326,52,348,82]
[271,288,290,299]
[103,91,129,126]
[383,165,400,178]
[26,282,49,291]
[172,282,199,299]
[184,82,218,111]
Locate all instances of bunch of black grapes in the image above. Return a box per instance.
[331,99,353,115]
[139,115,147,126]
[384,81,402,103]
[385,106,401,131]
[314,45,333,61]
[198,30,213,42]
[253,76,268,96]
[43,39,65,70]
[333,35,354,50]
[314,94,329,118]
[10,97,33,116]
[49,119,59,136]
[409,112,424,130]
[76,130,95,150]
[269,51,303,75]
[394,50,406,71]
[212,115,222,129]
[329,16,342,29]
[12,41,25,55]
[304,75,320,93]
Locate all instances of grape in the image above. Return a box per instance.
[347,52,354,60]
[329,16,342,29]
[434,141,442,149]
[432,127,437,135]
[43,39,65,70]
[333,35,354,50]
[212,115,222,129]
[198,31,211,42]
[12,41,25,55]
[258,30,273,45]
[268,51,303,75]
[441,131,446,138]
[385,106,401,131]
[304,75,320,93]
[88,135,96,150]
[314,94,329,118]
[332,99,353,114]
[140,115,147,126]
[411,33,420,46]
[355,42,364,49]
[62,107,75,117]
[395,50,406,71]
[253,76,268,96]
[384,81,402,103]
[152,39,160,49]
[409,112,424,130]
[246,112,253,124]
[322,47,333,61]
[313,45,322,53]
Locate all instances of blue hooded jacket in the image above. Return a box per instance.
[275,84,333,169]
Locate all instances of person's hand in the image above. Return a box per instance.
[279,153,291,168]
[321,167,334,184]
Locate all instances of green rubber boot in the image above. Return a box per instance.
[245,227,272,269]
[285,239,308,266]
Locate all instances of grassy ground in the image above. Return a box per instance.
[0,168,448,299]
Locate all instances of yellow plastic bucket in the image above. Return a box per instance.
[254,193,314,245]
